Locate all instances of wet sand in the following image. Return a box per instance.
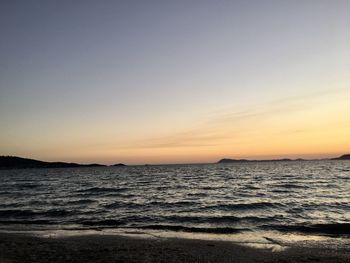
[1,232,350,263]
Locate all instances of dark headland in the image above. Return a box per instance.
[0,156,106,170]
[332,154,350,160]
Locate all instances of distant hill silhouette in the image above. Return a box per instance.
[112,163,126,167]
[332,154,350,160]
[219,154,350,163]
[0,156,106,170]
[1,154,348,170]
[218,158,299,163]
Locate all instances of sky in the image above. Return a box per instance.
[1,0,350,164]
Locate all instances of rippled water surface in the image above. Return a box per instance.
[1,161,349,236]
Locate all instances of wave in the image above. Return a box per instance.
[14,183,42,189]
[161,215,274,224]
[245,185,260,190]
[0,219,52,225]
[0,209,72,218]
[137,224,243,234]
[72,214,275,228]
[0,209,40,218]
[270,189,290,193]
[205,202,282,210]
[0,191,15,196]
[147,200,200,208]
[103,201,146,209]
[103,200,199,210]
[76,187,128,194]
[81,219,123,226]
[266,223,350,235]
[273,183,308,189]
[0,203,23,208]
[187,192,208,197]
[66,199,97,205]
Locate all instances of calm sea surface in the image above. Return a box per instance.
[0,161,349,236]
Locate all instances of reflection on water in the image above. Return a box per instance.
[0,160,349,239]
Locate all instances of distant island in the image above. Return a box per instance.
[218,154,350,164]
[218,158,298,163]
[332,154,350,160]
[0,156,106,170]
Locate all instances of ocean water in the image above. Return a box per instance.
[0,160,350,237]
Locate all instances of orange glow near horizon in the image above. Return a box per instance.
[2,88,349,165]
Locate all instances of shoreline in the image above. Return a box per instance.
[1,230,350,262]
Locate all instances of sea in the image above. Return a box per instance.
[1,160,349,246]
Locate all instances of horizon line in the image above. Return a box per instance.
[1,153,348,167]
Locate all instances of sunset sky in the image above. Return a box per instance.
[1,0,350,164]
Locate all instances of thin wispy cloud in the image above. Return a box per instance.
[123,87,350,151]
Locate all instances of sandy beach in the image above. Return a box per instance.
[1,232,349,263]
